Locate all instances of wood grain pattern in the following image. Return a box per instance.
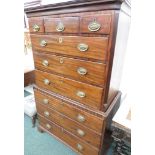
[33,53,106,86]
[34,88,104,133]
[38,115,99,155]
[28,17,44,33]
[24,70,35,86]
[44,17,79,33]
[37,103,101,148]
[25,0,130,153]
[35,70,104,110]
[30,34,109,61]
[80,13,112,34]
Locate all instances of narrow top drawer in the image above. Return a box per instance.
[44,17,79,33]
[80,13,112,34]
[28,17,44,33]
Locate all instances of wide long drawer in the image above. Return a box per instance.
[34,53,106,86]
[34,89,104,133]
[38,115,99,155]
[31,34,109,61]
[37,103,101,148]
[35,70,103,110]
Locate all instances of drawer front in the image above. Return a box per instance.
[31,34,109,61]
[38,115,99,155]
[80,14,112,34]
[34,53,106,86]
[28,17,44,33]
[37,103,101,148]
[34,89,104,133]
[44,17,79,33]
[35,70,103,110]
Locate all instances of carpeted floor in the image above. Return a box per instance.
[24,115,78,155]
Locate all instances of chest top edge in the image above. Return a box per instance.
[24,0,129,18]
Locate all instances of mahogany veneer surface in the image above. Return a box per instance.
[25,0,130,154]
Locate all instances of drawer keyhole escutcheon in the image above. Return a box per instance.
[59,57,64,64]
[77,129,85,137]
[58,37,63,43]
[76,91,86,98]
[88,19,101,32]
[77,43,88,52]
[77,114,85,122]
[77,67,87,75]
[44,111,50,117]
[42,60,49,66]
[56,22,65,32]
[77,144,83,151]
[43,99,49,104]
[40,40,47,47]
[33,24,40,32]
[44,79,50,85]
[46,124,51,129]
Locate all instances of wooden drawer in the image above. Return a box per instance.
[31,34,109,61]
[34,89,104,133]
[35,70,103,110]
[37,103,101,148]
[34,53,106,86]
[80,13,112,34]
[44,17,79,33]
[38,115,99,155]
[28,17,44,33]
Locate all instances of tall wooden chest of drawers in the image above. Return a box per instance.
[25,0,131,154]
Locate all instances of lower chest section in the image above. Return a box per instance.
[35,88,106,155]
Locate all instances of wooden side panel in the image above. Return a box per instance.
[106,5,131,107]
[24,70,35,86]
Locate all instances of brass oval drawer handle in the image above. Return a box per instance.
[77,114,85,123]
[42,60,49,66]
[46,123,51,129]
[33,24,40,32]
[40,40,47,47]
[76,91,86,98]
[42,99,49,104]
[77,67,87,75]
[88,20,101,32]
[77,129,85,137]
[77,43,88,52]
[56,22,65,32]
[43,79,50,85]
[77,144,83,151]
[44,111,50,117]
